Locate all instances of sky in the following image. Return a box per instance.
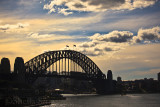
[0,0,160,80]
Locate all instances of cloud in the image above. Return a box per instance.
[89,31,133,43]
[132,26,160,43]
[78,41,129,56]
[79,41,98,47]
[27,32,78,43]
[131,0,157,9]
[76,26,160,56]
[0,13,102,33]
[0,23,29,32]
[27,32,52,39]
[114,0,157,10]
[44,0,157,15]
[58,8,73,16]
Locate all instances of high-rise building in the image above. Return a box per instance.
[107,70,113,80]
[117,76,122,84]
[0,57,11,74]
[0,64,1,72]
[14,57,25,74]
[158,72,160,82]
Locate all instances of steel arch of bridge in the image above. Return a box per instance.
[25,50,106,80]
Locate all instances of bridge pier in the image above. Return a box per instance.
[94,79,117,95]
[93,79,106,94]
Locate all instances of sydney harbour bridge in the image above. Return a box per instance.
[1,50,116,94]
[25,50,106,79]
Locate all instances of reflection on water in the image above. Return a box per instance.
[42,94,160,107]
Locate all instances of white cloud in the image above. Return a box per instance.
[58,8,73,16]
[76,26,160,56]
[132,0,156,9]
[78,41,129,56]
[44,0,157,15]
[115,0,157,10]
[27,32,52,38]
[132,26,160,43]
[0,23,29,32]
[89,31,133,43]
[27,32,76,42]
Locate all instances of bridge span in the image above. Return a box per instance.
[23,50,115,94]
[25,50,106,80]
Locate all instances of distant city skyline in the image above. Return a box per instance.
[0,0,160,80]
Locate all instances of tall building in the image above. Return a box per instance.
[158,72,160,82]
[117,76,122,84]
[0,64,1,72]
[0,57,11,74]
[14,57,25,74]
[107,70,113,80]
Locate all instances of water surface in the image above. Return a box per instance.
[43,94,160,107]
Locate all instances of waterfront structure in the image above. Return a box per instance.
[14,57,25,74]
[123,78,159,93]
[0,64,1,72]
[104,70,117,93]
[107,70,113,80]
[117,76,122,84]
[158,72,160,82]
[0,57,11,74]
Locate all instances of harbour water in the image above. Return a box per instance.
[42,94,160,107]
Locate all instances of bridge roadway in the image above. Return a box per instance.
[23,72,109,94]
[24,72,104,81]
